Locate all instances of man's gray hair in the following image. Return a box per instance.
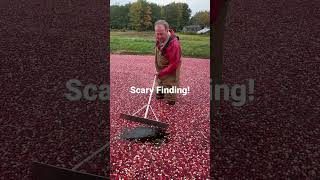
[155,20,169,30]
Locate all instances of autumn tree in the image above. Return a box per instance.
[128,0,153,31]
[128,0,143,31]
[143,5,153,30]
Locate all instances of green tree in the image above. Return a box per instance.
[150,3,161,26]
[176,3,191,30]
[190,11,210,28]
[110,4,130,29]
[112,1,191,32]
[162,3,179,30]
[161,2,191,31]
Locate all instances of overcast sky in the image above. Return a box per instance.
[110,0,210,16]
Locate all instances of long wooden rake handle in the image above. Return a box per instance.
[144,74,157,118]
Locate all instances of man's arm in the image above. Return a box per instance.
[158,42,181,77]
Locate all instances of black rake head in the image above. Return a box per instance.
[120,113,169,129]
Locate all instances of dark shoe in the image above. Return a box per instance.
[166,100,175,105]
[156,92,164,99]
[156,95,164,100]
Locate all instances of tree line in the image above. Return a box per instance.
[111,0,209,31]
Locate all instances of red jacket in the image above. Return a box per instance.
[156,30,182,78]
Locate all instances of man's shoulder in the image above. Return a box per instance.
[168,37,181,48]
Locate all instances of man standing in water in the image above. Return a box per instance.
[154,20,182,105]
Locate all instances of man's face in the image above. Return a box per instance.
[155,24,168,43]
